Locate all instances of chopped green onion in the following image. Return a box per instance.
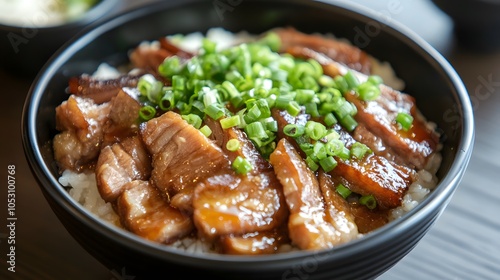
[324,112,338,127]
[350,142,372,159]
[286,101,301,117]
[202,38,217,54]
[338,115,358,132]
[226,139,241,151]
[182,114,202,129]
[159,90,175,111]
[367,75,383,86]
[357,82,381,101]
[395,112,414,131]
[313,142,327,160]
[325,139,344,156]
[220,115,241,129]
[305,156,319,172]
[171,75,186,91]
[199,125,212,137]
[305,121,327,141]
[283,124,305,138]
[158,56,182,78]
[319,156,337,172]
[244,122,267,140]
[139,105,156,121]
[295,89,315,104]
[334,76,349,93]
[258,31,281,52]
[204,103,225,120]
[359,194,377,210]
[137,74,163,103]
[336,184,352,199]
[232,156,253,175]
[344,70,360,90]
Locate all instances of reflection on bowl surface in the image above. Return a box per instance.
[22,0,474,279]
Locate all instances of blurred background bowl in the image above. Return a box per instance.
[431,0,500,51]
[0,0,120,77]
[22,0,474,279]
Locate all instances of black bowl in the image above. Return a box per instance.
[22,0,474,279]
[0,0,121,77]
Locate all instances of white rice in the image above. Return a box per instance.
[57,27,442,252]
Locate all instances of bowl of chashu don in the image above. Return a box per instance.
[22,0,474,279]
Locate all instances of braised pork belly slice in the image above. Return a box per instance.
[130,37,193,74]
[286,45,440,170]
[328,124,415,209]
[319,171,389,233]
[272,27,371,74]
[193,172,288,241]
[344,87,439,170]
[203,116,272,174]
[269,138,358,250]
[102,87,142,146]
[68,73,143,105]
[54,95,111,172]
[129,42,172,73]
[217,228,290,255]
[272,107,415,209]
[158,37,195,60]
[95,135,151,202]
[352,123,407,168]
[116,180,193,244]
[271,108,310,158]
[140,111,232,213]
[317,171,359,242]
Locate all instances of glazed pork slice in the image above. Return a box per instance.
[140,111,232,213]
[95,135,151,202]
[68,73,143,104]
[269,138,358,250]
[271,108,310,158]
[317,171,359,242]
[102,87,142,146]
[286,45,440,170]
[352,123,407,167]
[203,116,273,174]
[271,27,372,74]
[344,86,440,170]
[116,180,193,244]
[193,117,288,245]
[129,37,193,74]
[193,172,288,241]
[329,124,416,209]
[53,95,111,172]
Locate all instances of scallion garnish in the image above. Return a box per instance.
[359,194,377,210]
[350,142,372,159]
[395,112,414,131]
[138,105,156,121]
[199,125,212,137]
[232,156,253,175]
[226,139,241,151]
[336,184,352,199]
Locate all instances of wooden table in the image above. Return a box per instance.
[1,0,499,279]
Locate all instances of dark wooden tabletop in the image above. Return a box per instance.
[1,0,499,279]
